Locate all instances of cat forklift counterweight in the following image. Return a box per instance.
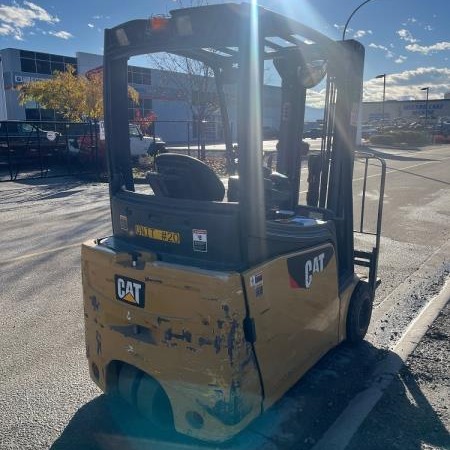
[82,3,386,442]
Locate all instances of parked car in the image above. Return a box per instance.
[72,123,164,168]
[0,121,64,158]
[361,126,377,139]
[303,128,322,139]
[128,123,161,157]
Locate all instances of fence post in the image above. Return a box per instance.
[187,121,191,156]
[93,120,99,179]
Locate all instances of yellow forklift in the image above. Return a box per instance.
[82,3,386,442]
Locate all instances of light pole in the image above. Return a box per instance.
[420,86,429,129]
[342,0,376,40]
[375,73,386,130]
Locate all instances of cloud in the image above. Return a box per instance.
[0,1,58,40]
[394,55,407,64]
[397,29,418,43]
[369,43,394,58]
[306,67,450,109]
[369,43,388,51]
[405,42,450,55]
[364,67,450,102]
[306,88,327,109]
[88,23,94,28]
[48,30,73,39]
[353,29,372,39]
[424,25,433,31]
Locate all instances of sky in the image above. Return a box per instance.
[0,0,449,110]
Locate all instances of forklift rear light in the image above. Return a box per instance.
[150,16,169,32]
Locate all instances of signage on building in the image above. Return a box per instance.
[14,74,47,86]
[403,102,444,111]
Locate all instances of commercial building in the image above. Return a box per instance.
[361,98,450,124]
[3,46,448,141]
[0,48,281,143]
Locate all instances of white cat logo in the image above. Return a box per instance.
[115,275,145,308]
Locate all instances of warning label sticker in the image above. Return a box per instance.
[193,229,207,252]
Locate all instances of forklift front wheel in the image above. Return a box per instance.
[136,373,174,431]
[346,282,373,343]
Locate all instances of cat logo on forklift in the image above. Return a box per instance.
[115,275,145,308]
[287,247,334,289]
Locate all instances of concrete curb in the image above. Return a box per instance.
[311,279,450,450]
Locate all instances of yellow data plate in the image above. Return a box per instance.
[135,224,181,244]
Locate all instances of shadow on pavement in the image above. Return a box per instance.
[347,364,450,450]
[51,340,449,450]
[363,147,437,162]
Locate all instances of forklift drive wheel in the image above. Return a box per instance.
[117,364,140,403]
[136,373,174,430]
[346,282,373,343]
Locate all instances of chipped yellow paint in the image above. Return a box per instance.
[82,239,360,442]
[82,240,261,442]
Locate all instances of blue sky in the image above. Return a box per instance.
[0,0,449,109]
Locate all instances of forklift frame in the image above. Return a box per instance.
[81,3,386,442]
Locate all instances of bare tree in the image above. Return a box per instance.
[150,54,220,158]
[149,0,234,169]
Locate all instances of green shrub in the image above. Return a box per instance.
[369,130,429,146]
[369,134,396,145]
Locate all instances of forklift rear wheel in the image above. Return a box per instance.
[117,364,140,404]
[346,282,373,343]
[136,373,174,431]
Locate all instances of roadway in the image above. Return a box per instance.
[0,143,449,449]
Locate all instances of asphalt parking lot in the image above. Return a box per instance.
[0,144,449,449]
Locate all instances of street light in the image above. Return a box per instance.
[375,73,386,130]
[342,0,376,40]
[420,86,430,129]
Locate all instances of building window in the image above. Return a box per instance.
[50,61,64,73]
[20,51,77,75]
[36,60,51,75]
[20,50,35,59]
[35,52,50,61]
[21,58,36,73]
[128,66,151,86]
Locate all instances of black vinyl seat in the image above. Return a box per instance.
[147,153,225,202]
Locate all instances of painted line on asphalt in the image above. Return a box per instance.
[0,242,81,265]
[4,156,449,264]
[299,155,450,194]
[311,279,450,450]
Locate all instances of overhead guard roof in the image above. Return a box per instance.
[104,2,335,67]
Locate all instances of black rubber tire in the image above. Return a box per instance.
[136,374,174,431]
[117,364,139,404]
[346,282,373,344]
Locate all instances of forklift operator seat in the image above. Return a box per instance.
[147,153,225,202]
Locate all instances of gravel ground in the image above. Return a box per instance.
[347,300,450,450]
